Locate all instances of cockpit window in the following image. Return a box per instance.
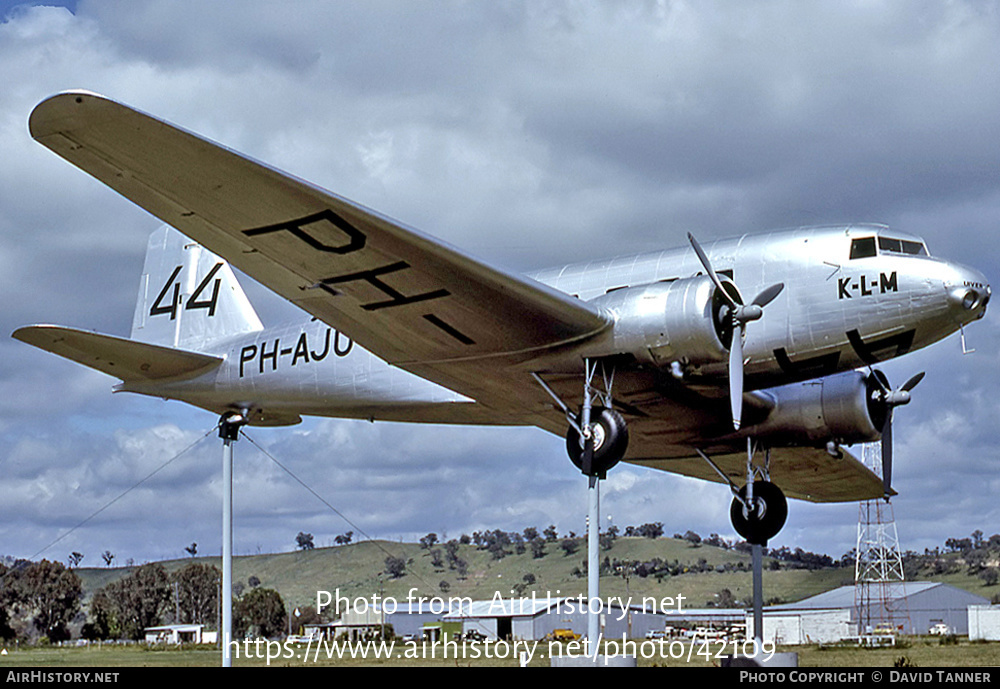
[850,236,876,259]
[879,236,928,256]
[851,235,929,259]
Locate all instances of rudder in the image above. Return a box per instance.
[131,225,263,350]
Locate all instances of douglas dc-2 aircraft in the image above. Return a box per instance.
[14,91,991,544]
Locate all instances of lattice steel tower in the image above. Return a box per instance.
[854,443,911,635]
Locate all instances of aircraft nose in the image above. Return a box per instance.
[945,264,990,321]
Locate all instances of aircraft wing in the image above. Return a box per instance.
[29,91,610,409]
[628,445,886,503]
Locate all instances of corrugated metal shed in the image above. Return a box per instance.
[770,582,988,635]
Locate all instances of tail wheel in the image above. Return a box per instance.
[566,406,629,478]
[730,481,787,546]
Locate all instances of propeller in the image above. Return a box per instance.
[688,233,784,430]
[869,370,925,497]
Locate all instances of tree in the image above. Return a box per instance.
[560,538,580,556]
[599,532,615,551]
[714,588,738,608]
[235,587,286,638]
[101,551,115,567]
[184,543,197,557]
[444,539,461,566]
[101,563,171,639]
[81,589,118,640]
[296,532,315,551]
[172,563,220,625]
[334,531,354,545]
[683,530,702,546]
[384,556,406,579]
[68,552,84,569]
[17,560,82,641]
[530,539,547,559]
[420,533,439,550]
[0,562,22,640]
[639,522,664,539]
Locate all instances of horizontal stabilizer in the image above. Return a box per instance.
[13,325,222,382]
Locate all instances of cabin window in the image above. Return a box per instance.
[850,237,876,259]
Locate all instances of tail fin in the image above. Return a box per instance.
[131,226,262,350]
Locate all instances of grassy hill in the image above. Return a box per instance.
[75,536,851,611]
[73,534,1000,617]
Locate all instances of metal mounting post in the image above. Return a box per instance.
[587,474,599,653]
[219,411,246,668]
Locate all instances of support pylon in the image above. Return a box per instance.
[854,443,911,636]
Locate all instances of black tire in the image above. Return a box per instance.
[730,481,787,546]
[566,406,629,477]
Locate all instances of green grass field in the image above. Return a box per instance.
[2,637,998,668]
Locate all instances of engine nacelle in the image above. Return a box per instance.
[741,370,888,446]
[589,275,737,367]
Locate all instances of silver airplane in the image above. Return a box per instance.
[14,91,991,544]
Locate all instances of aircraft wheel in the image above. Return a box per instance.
[566,406,629,477]
[730,481,787,546]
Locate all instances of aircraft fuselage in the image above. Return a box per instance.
[121,224,989,434]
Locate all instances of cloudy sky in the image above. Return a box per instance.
[1,1,998,571]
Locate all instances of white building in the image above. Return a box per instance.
[747,609,852,645]
[144,624,215,644]
[968,605,1000,640]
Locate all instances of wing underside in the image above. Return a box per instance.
[628,444,886,503]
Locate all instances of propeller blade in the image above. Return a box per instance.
[881,414,893,496]
[729,325,744,430]
[688,233,737,309]
[901,371,925,392]
[870,369,891,394]
[751,283,785,309]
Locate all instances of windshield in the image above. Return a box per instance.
[850,235,928,259]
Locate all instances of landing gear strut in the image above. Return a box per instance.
[548,359,631,656]
[563,359,629,478]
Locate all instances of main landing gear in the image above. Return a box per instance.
[697,440,787,546]
[534,359,632,655]
[730,480,787,546]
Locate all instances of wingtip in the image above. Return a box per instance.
[29,90,112,139]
